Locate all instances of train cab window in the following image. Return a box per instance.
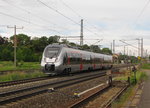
[44,47,60,58]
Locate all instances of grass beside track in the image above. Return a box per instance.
[112,64,149,108]
[0,61,40,71]
[112,86,135,108]
[0,71,46,82]
[141,63,150,69]
[115,70,148,84]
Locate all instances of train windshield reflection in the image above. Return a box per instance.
[45,47,60,58]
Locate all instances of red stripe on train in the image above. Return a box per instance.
[80,64,83,71]
[67,56,70,65]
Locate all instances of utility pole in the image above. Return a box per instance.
[145,49,147,58]
[80,19,83,46]
[7,25,23,67]
[124,45,126,55]
[113,40,115,54]
[141,38,143,58]
[111,43,112,52]
[127,46,128,56]
[129,50,132,56]
[124,45,126,64]
[138,39,140,57]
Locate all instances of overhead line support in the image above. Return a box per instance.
[7,25,23,67]
[80,19,83,46]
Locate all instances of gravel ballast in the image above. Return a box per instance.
[0,75,109,108]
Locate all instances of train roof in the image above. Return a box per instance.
[45,43,112,57]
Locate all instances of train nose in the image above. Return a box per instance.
[45,64,55,71]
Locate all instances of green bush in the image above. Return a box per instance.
[130,71,148,84]
[17,60,24,67]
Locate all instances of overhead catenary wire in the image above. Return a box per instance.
[0,0,99,40]
[1,0,70,31]
[122,0,150,37]
[59,0,105,38]
[0,25,11,27]
[1,0,104,40]
[59,0,82,18]
[0,12,30,24]
[37,0,80,26]
[37,0,103,39]
[118,0,150,55]
[2,0,30,14]
[0,11,63,35]
[0,1,66,35]
[134,0,150,24]
[119,40,139,50]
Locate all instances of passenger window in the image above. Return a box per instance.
[63,53,67,65]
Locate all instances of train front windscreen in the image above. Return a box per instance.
[44,47,60,58]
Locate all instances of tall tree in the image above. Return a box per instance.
[90,45,101,53]
[81,44,90,51]
[101,48,112,54]
[10,34,31,46]
[0,36,9,45]
[48,35,60,44]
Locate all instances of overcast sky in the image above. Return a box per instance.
[0,0,150,56]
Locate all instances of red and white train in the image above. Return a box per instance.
[41,43,113,75]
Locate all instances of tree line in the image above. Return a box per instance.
[0,34,112,62]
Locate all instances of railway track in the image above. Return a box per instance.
[0,76,50,87]
[103,83,128,108]
[0,64,132,88]
[0,69,40,74]
[69,81,128,108]
[0,71,106,105]
[0,64,133,107]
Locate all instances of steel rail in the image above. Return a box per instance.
[0,76,50,87]
[69,83,109,108]
[0,64,133,88]
[69,81,128,108]
[0,71,106,105]
[102,84,129,108]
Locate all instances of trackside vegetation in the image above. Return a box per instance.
[112,64,149,108]
[112,86,135,108]
[115,70,147,84]
[0,71,46,82]
[141,63,150,69]
[0,61,40,71]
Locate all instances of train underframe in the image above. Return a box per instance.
[43,63,113,75]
